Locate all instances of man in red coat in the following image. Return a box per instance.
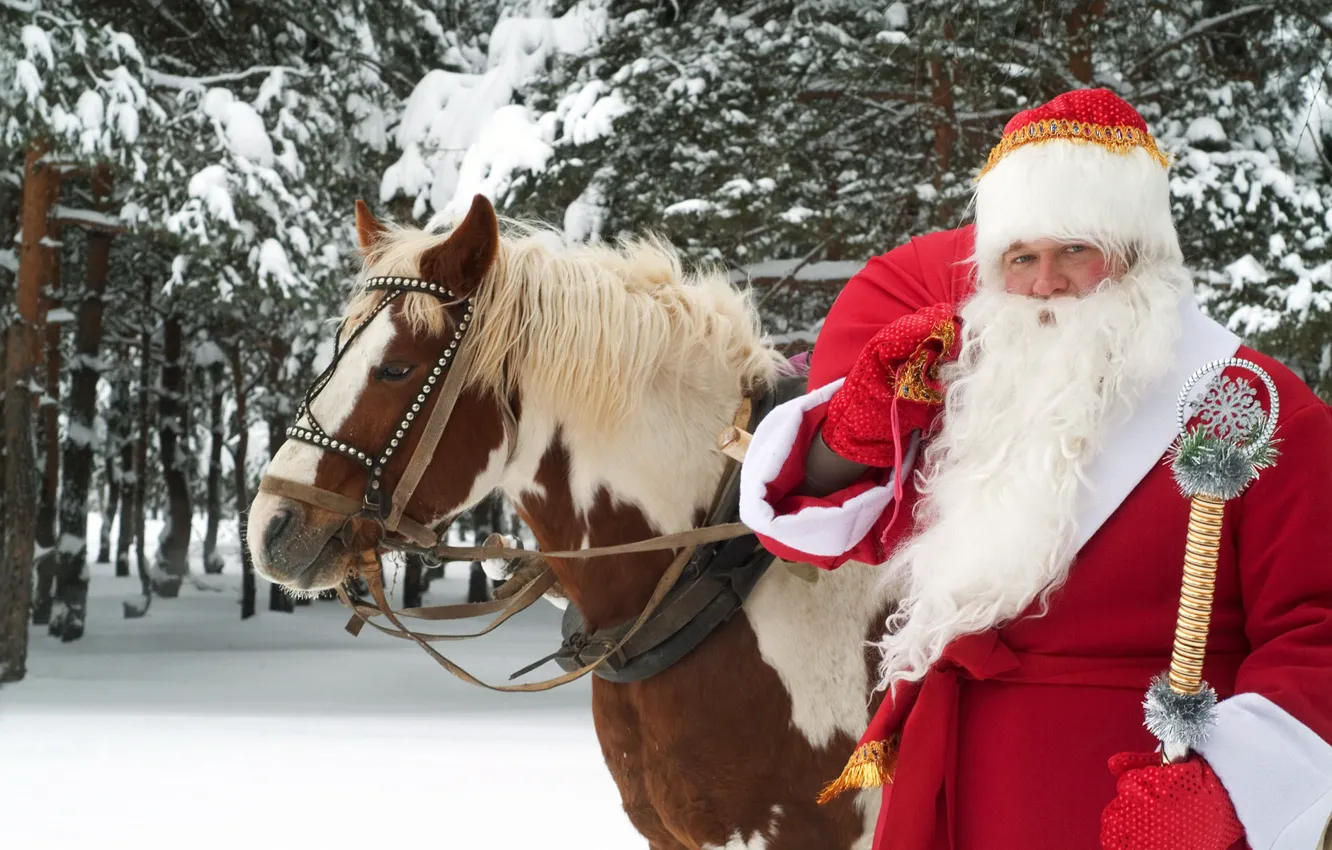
[739,89,1332,850]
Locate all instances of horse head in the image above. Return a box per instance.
[248,196,513,592]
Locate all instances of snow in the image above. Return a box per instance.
[664,198,714,216]
[186,164,238,226]
[487,4,604,75]
[1286,278,1313,313]
[1223,254,1270,289]
[15,58,42,104]
[1,515,642,850]
[20,24,53,68]
[57,532,86,554]
[564,182,606,242]
[1186,116,1226,144]
[167,253,188,290]
[381,2,608,219]
[106,67,146,144]
[381,68,519,216]
[255,237,296,292]
[448,104,555,216]
[560,80,629,145]
[732,259,865,283]
[194,339,226,367]
[76,89,104,150]
[202,87,275,167]
[45,306,76,322]
[778,205,816,224]
[65,420,97,447]
[53,204,122,230]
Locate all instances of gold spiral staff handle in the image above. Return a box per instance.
[1168,494,1225,695]
[1146,359,1281,764]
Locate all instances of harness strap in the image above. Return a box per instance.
[342,564,558,641]
[385,340,477,534]
[258,476,437,548]
[258,474,751,561]
[339,539,701,692]
[427,521,751,561]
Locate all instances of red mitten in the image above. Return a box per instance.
[1100,752,1244,850]
[822,303,961,468]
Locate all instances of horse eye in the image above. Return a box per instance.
[377,364,415,381]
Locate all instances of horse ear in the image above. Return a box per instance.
[419,194,499,298]
[355,199,387,254]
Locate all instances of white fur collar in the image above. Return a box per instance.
[1072,294,1240,551]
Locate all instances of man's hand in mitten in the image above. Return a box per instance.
[822,303,961,468]
[1100,752,1244,850]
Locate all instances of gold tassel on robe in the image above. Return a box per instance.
[817,736,899,804]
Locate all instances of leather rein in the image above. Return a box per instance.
[258,274,756,692]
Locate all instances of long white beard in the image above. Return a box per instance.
[873,263,1189,691]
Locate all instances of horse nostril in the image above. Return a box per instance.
[264,509,296,552]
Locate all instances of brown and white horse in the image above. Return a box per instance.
[247,196,890,849]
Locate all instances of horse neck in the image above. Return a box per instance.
[504,380,740,631]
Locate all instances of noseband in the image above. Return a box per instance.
[259,275,516,550]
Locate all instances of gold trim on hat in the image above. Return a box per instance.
[977,118,1171,179]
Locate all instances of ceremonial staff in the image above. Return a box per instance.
[1146,358,1280,763]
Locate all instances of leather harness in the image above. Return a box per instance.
[545,375,808,683]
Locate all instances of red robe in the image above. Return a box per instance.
[738,227,1332,849]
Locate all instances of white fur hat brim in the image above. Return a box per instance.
[971,140,1180,283]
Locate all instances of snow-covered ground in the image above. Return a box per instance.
[1,517,641,850]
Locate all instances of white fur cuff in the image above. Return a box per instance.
[1196,693,1332,850]
[739,378,903,559]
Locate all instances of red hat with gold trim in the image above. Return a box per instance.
[971,88,1180,284]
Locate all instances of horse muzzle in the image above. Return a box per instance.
[248,489,361,591]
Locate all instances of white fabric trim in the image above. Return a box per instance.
[738,378,915,559]
[1071,294,1240,551]
[1196,693,1332,850]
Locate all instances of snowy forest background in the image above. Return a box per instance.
[2,0,1332,689]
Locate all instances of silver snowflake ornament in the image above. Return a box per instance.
[1172,359,1280,499]
[1188,375,1266,444]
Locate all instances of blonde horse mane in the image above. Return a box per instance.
[344,215,783,433]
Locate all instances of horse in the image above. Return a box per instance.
[247,194,891,849]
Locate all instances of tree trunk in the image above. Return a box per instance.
[925,18,958,229]
[114,436,134,577]
[32,191,63,628]
[50,165,112,642]
[97,441,118,565]
[202,360,225,574]
[1065,0,1104,85]
[152,314,191,597]
[2,139,60,684]
[230,342,256,619]
[265,338,294,611]
[404,555,425,608]
[927,20,958,175]
[467,562,492,604]
[131,276,152,610]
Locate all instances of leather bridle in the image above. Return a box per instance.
[258,274,516,550]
